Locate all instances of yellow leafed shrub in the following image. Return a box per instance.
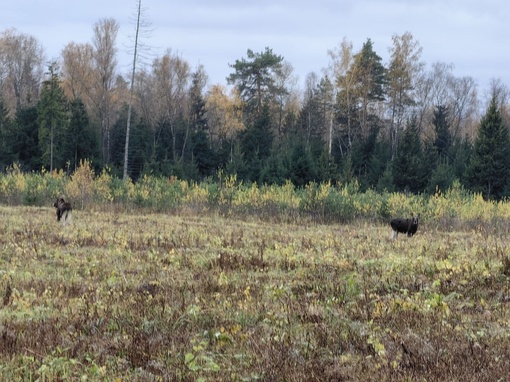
[2,167,510,228]
[94,167,114,204]
[65,159,95,209]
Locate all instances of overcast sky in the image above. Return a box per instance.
[3,0,509,94]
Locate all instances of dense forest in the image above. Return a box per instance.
[1,22,510,199]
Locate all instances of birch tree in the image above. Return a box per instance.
[415,62,478,142]
[92,18,119,165]
[0,28,44,115]
[61,42,95,104]
[328,37,356,150]
[271,61,297,140]
[386,32,424,157]
[205,84,244,145]
[151,50,190,162]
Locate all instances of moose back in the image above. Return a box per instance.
[390,216,418,239]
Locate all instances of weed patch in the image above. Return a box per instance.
[0,206,510,380]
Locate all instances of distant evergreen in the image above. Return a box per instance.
[1,33,504,196]
[467,96,510,199]
[393,116,427,193]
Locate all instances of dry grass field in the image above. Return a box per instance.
[1,205,510,381]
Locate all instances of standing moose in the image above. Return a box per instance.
[54,197,72,223]
[390,215,419,239]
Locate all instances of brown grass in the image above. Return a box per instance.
[0,206,509,381]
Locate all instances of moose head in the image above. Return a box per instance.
[54,197,72,223]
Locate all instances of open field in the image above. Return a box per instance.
[1,205,510,381]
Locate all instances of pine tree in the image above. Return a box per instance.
[467,96,510,199]
[227,47,284,118]
[349,39,386,139]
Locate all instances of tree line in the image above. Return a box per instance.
[1,23,510,199]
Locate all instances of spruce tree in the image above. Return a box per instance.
[11,106,42,171]
[450,138,472,184]
[189,70,215,179]
[66,99,99,172]
[367,135,392,190]
[350,126,379,189]
[37,63,68,172]
[288,142,316,187]
[393,116,427,193]
[0,98,11,167]
[467,96,510,199]
[239,105,273,182]
[433,105,452,160]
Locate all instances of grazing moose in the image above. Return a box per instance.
[390,215,419,239]
[54,197,72,223]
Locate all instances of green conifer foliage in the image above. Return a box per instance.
[467,96,510,199]
[37,63,68,171]
[393,116,427,193]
